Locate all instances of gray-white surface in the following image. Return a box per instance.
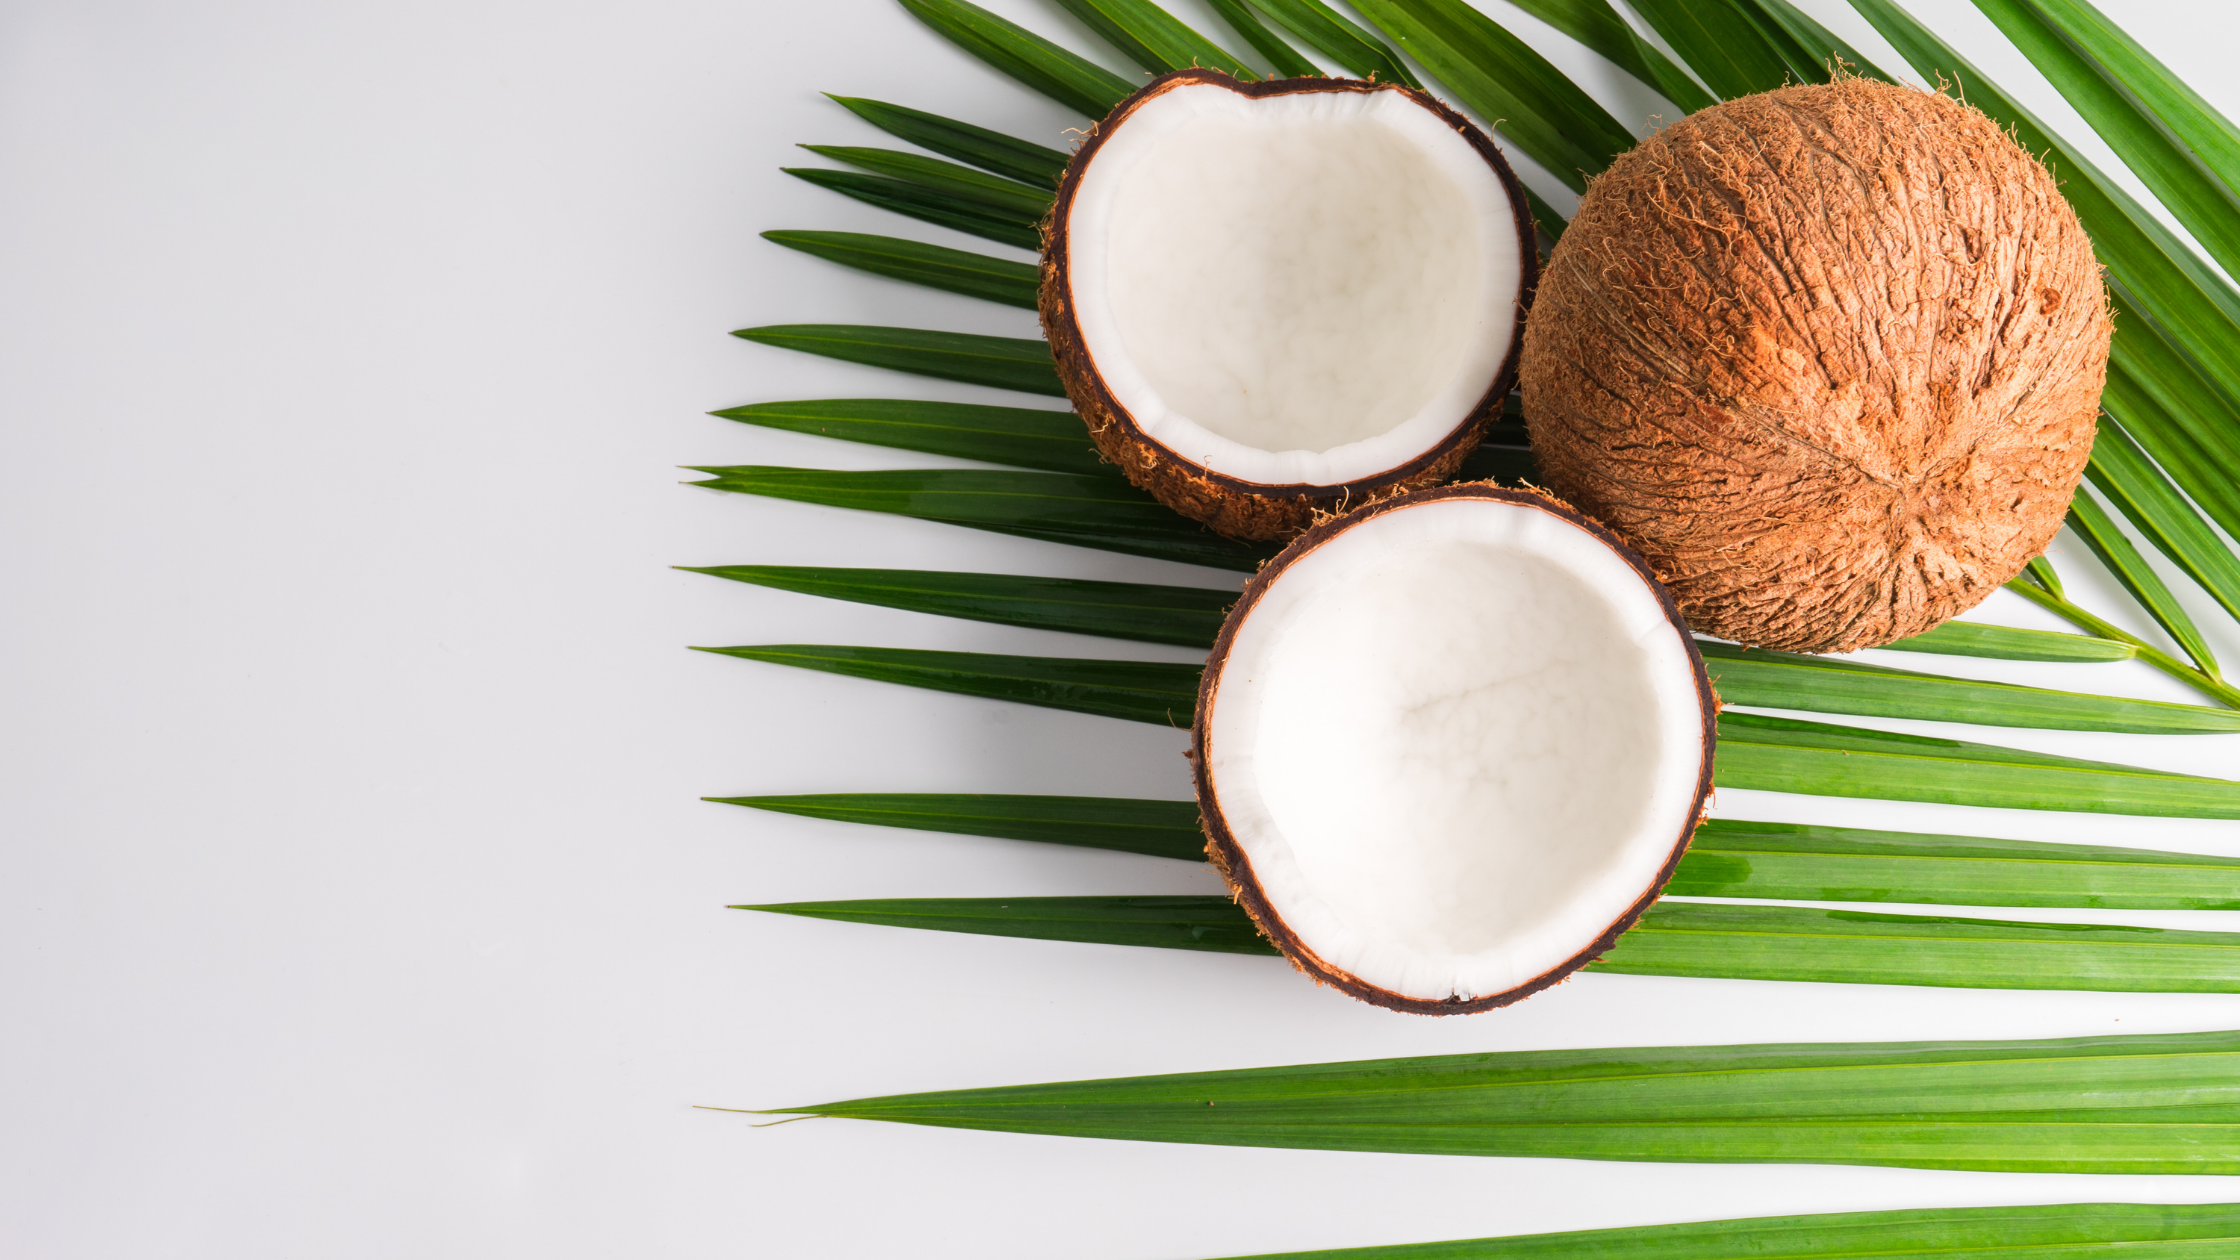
[5,0,2240,1255]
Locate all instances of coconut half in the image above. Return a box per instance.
[1194,485,1716,1014]
[1042,70,1537,540]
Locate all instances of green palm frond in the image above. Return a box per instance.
[754,1027,2240,1173]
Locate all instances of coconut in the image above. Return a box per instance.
[1193,484,1716,1014]
[1041,69,1537,541]
[1522,79,2111,653]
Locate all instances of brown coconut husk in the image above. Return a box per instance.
[1040,69,1539,542]
[1192,483,1718,1015]
[1522,79,2111,653]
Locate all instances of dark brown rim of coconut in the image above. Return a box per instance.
[1192,482,1718,1015]
[1039,69,1540,542]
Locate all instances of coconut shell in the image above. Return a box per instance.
[1193,483,1718,1015]
[1041,69,1537,542]
[1522,79,2111,653]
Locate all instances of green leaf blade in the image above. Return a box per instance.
[2065,488,2219,676]
[1249,0,1421,88]
[688,466,1276,570]
[797,145,1054,218]
[1349,0,1636,192]
[1601,901,2240,992]
[781,166,1043,249]
[1201,0,1320,80]
[708,399,1111,476]
[679,566,1233,647]
[761,231,1040,308]
[1717,711,2240,818]
[1678,817,2240,909]
[712,790,2240,909]
[1972,0,2240,288]
[1697,641,2240,733]
[2088,415,2240,631]
[729,325,1065,396]
[742,892,2240,992]
[1501,0,1716,114]
[1217,1203,2240,1260]
[1875,618,2135,662]
[1626,0,1807,98]
[825,95,1072,186]
[745,894,1274,954]
[694,644,1200,725]
[769,1027,2240,1172]
[1053,0,1256,79]
[899,0,1138,118]
[711,792,1205,860]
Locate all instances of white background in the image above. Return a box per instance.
[6,1,2240,1255]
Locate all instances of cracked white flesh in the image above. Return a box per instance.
[1204,498,1708,1003]
[1067,82,1521,486]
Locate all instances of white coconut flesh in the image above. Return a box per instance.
[1066,83,1525,486]
[1204,497,1709,1004]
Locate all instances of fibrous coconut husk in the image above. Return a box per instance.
[1523,78,2111,653]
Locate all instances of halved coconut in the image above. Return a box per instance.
[1042,70,1537,540]
[1194,485,1716,1014]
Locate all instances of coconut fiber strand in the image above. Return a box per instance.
[1204,1202,2240,1260]
[764,1028,2240,1172]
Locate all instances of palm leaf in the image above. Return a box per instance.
[1501,0,1715,113]
[824,95,1071,186]
[759,1027,2240,1173]
[2095,399,2240,628]
[1875,618,2133,662]
[798,144,1054,218]
[712,792,1204,860]
[1248,0,1421,88]
[761,231,1039,308]
[681,565,1234,647]
[687,467,1275,570]
[1054,0,1256,79]
[780,166,1042,249]
[683,559,2153,681]
[719,789,2240,910]
[1739,0,1890,78]
[718,792,2240,909]
[2065,488,2219,675]
[743,894,2240,993]
[1695,640,2239,733]
[1202,0,1320,80]
[690,645,1199,726]
[1973,0,2240,289]
[899,0,1137,118]
[1348,0,1635,192]
[1716,710,2240,817]
[704,643,2240,816]
[1203,1203,2240,1260]
[1625,0,1810,99]
[2004,577,2240,710]
[728,326,1064,396]
[2023,0,2240,203]
[682,562,2236,732]
[708,399,1108,477]
[708,399,1098,474]
[1677,817,2240,908]
[2103,292,2240,533]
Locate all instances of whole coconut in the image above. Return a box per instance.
[1521,79,2111,653]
